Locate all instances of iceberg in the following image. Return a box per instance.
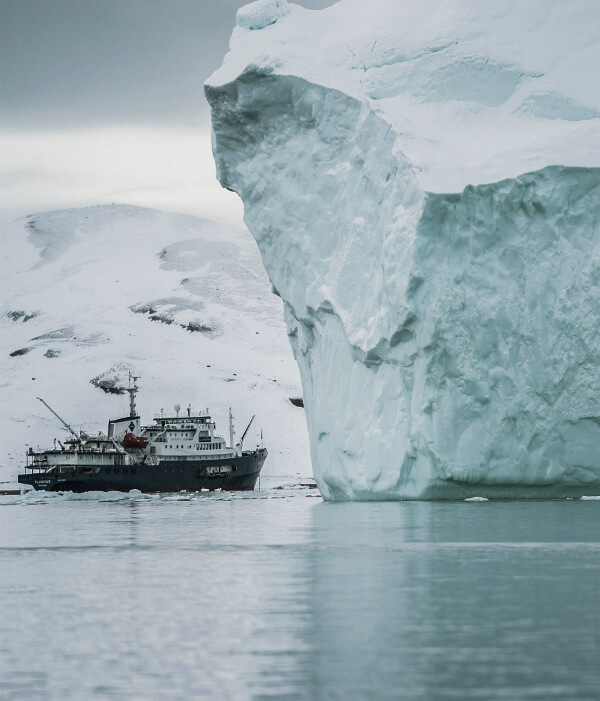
[206,0,600,499]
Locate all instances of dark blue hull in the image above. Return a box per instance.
[18,449,267,493]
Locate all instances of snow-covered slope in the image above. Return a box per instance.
[0,205,310,486]
[206,0,600,499]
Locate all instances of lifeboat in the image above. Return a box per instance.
[122,432,149,449]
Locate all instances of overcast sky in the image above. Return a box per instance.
[0,0,335,222]
[1,0,335,130]
[0,0,335,221]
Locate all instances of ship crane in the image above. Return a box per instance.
[37,397,81,441]
[236,414,255,453]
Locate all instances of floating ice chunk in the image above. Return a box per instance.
[465,497,489,502]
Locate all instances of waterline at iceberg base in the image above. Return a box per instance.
[206,0,600,500]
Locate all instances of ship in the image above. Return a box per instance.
[18,375,267,493]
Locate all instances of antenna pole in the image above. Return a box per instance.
[229,408,234,450]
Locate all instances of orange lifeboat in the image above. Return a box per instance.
[122,433,149,449]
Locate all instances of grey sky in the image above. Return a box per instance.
[1,0,335,130]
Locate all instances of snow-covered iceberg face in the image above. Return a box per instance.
[206,0,600,499]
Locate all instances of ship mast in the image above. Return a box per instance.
[127,373,140,418]
[229,407,234,450]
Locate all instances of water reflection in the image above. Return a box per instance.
[305,502,600,699]
[0,494,598,699]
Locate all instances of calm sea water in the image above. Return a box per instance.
[1,488,599,700]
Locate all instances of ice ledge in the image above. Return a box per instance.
[236,0,290,31]
[209,0,600,194]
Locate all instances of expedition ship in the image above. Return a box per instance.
[18,376,267,492]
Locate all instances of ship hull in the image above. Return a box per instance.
[18,449,267,493]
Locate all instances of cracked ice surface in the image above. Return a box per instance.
[206,0,600,499]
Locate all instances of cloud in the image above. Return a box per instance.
[0,0,335,222]
[0,0,336,130]
[0,126,243,223]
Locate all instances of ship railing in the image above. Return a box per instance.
[153,411,210,419]
[23,463,46,473]
[23,463,77,474]
[27,445,119,457]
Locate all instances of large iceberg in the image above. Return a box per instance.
[206,0,600,499]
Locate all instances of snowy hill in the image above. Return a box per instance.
[206,0,600,499]
[0,204,310,486]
